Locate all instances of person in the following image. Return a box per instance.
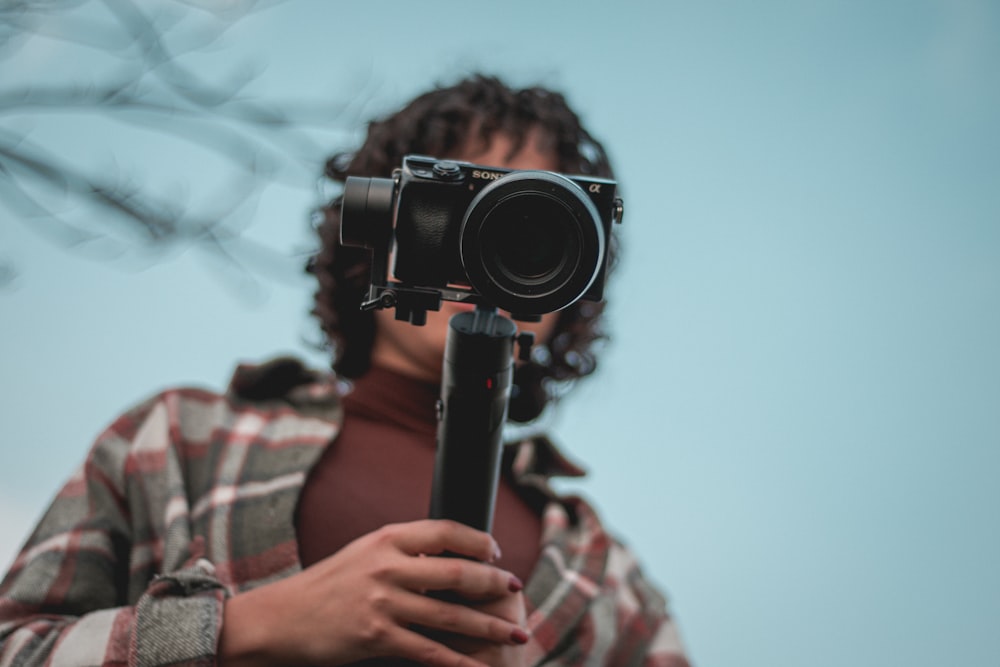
[0,75,690,667]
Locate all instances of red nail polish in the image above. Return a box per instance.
[508,575,524,593]
[510,627,529,645]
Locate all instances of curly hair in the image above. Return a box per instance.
[310,74,619,422]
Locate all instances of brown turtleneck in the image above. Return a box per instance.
[295,366,542,582]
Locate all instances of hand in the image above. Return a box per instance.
[219,520,528,667]
[442,592,529,667]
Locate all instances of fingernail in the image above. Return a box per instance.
[508,575,524,593]
[510,627,529,645]
[492,542,502,562]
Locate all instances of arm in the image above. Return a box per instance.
[2,487,526,667]
[0,401,229,666]
[2,422,528,667]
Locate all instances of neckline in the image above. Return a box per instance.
[341,365,441,437]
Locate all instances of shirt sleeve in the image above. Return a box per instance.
[0,397,229,667]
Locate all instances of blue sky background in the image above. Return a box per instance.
[2,2,999,666]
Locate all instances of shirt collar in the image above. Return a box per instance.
[228,356,343,422]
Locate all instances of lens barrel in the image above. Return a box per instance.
[460,171,605,315]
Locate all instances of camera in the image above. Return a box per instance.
[340,155,622,322]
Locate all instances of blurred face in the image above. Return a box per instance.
[370,130,561,382]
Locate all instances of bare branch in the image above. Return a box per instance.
[100,0,267,108]
[0,0,364,296]
[0,0,134,57]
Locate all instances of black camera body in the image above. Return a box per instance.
[341,154,622,321]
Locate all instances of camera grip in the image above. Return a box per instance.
[428,310,516,533]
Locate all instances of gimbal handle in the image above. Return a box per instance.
[428,305,532,533]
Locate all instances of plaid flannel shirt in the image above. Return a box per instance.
[0,358,689,667]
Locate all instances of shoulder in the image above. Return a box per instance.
[90,357,344,462]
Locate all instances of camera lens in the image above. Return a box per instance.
[460,171,605,315]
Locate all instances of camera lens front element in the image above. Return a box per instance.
[460,171,605,315]
[483,195,574,283]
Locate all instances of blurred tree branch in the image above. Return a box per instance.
[0,0,366,293]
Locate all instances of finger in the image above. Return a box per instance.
[390,624,496,667]
[394,590,530,646]
[388,520,500,562]
[397,555,521,600]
